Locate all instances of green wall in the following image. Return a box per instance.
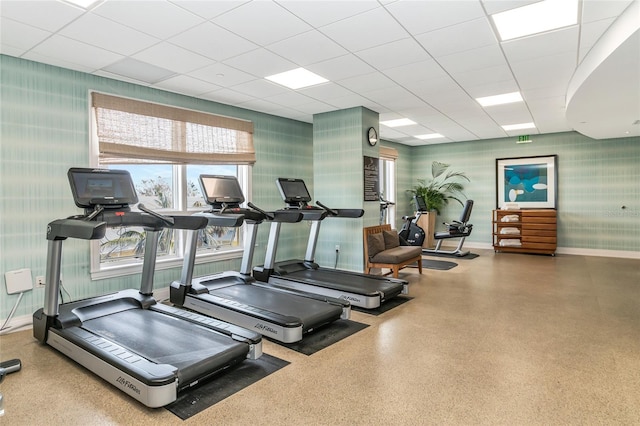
[2,54,639,324]
[408,132,640,252]
[0,55,313,322]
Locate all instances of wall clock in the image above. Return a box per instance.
[367,127,378,146]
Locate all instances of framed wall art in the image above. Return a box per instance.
[496,155,557,209]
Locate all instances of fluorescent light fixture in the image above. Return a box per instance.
[492,0,579,41]
[380,118,416,128]
[476,92,523,107]
[415,133,444,140]
[60,0,103,9]
[265,68,328,90]
[502,122,536,131]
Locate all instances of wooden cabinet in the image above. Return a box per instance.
[493,209,556,255]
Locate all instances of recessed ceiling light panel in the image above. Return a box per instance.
[265,68,328,90]
[380,118,417,128]
[492,0,579,41]
[502,122,536,131]
[415,133,444,140]
[476,92,523,107]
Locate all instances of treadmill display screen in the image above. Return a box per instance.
[199,175,244,206]
[276,178,312,203]
[68,168,138,208]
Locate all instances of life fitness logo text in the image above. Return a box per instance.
[116,376,141,395]
[254,323,278,335]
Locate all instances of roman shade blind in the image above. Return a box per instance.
[92,93,255,165]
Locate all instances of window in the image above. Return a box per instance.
[90,92,254,279]
[379,146,398,226]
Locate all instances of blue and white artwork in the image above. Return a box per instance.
[496,155,557,209]
[504,163,548,203]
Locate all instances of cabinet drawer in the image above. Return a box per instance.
[522,236,556,244]
[523,223,556,231]
[521,210,556,217]
[521,216,556,224]
[522,242,556,250]
[522,228,556,236]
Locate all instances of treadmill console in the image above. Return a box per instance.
[199,174,245,209]
[414,195,428,212]
[276,178,315,209]
[68,168,137,211]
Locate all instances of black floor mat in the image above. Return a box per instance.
[277,319,369,356]
[423,251,479,259]
[165,354,289,420]
[421,259,458,270]
[352,296,413,316]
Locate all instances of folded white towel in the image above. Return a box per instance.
[501,214,520,222]
[500,227,520,235]
[499,239,522,247]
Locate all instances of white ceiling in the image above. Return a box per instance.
[1,0,639,145]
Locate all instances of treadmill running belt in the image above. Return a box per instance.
[83,309,248,387]
[211,285,342,328]
[292,268,401,296]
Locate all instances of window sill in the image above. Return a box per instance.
[90,248,244,281]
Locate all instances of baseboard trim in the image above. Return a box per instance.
[437,242,640,259]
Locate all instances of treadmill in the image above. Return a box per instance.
[170,175,350,344]
[33,168,262,408]
[253,178,409,309]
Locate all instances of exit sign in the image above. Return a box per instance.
[517,135,532,144]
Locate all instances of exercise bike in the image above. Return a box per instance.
[379,195,395,225]
[399,196,474,257]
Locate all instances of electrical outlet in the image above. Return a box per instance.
[335,244,340,251]
[35,276,46,288]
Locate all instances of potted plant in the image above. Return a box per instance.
[407,161,470,247]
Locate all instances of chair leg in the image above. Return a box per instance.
[417,259,423,275]
[392,266,399,278]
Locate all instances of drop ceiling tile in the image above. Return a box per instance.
[22,50,98,74]
[452,66,516,94]
[362,86,427,110]
[275,0,380,28]
[481,102,533,124]
[0,44,24,57]
[292,100,338,115]
[58,12,159,56]
[319,7,408,52]
[93,69,153,87]
[212,1,311,45]
[266,30,348,67]
[436,44,507,74]
[133,42,211,74]
[0,18,51,52]
[169,22,258,61]
[322,93,386,112]
[356,38,432,71]
[199,88,255,105]
[382,59,448,85]
[223,48,297,78]
[153,75,221,96]
[415,17,497,58]
[480,0,540,15]
[93,1,205,39]
[501,26,579,64]
[299,82,358,103]
[264,90,318,108]
[307,54,375,81]
[25,34,123,71]
[335,72,396,93]
[581,0,633,24]
[386,0,485,35]
[0,0,84,32]
[170,0,251,20]
[230,79,290,99]
[188,63,256,87]
[511,51,576,91]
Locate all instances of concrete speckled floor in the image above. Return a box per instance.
[1,250,639,425]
